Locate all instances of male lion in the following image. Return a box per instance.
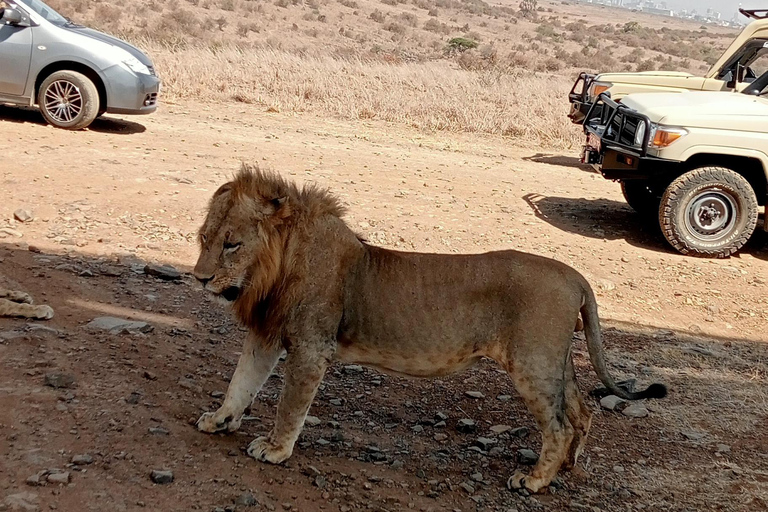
[194,164,666,493]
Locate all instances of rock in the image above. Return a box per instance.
[46,472,70,485]
[613,465,624,473]
[716,444,731,453]
[329,398,343,406]
[178,378,203,394]
[596,279,616,291]
[143,371,157,381]
[622,403,649,418]
[0,227,23,237]
[465,390,485,399]
[681,431,706,441]
[148,427,170,435]
[681,345,718,357]
[235,493,259,507]
[304,415,322,427]
[3,491,39,512]
[143,263,181,281]
[517,449,539,465]
[210,390,225,398]
[510,427,530,438]
[390,460,404,470]
[71,454,93,465]
[86,316,154,334]
[26,471,46,486]
[411,425,424,433]
[489,424,512,434]
[342,365,364,373]
[470,472,483,482]
[474,437,497,450]
[459,482,475,494]
[126,391,142,405]
[497,395,513,402]
[435,412,448,421]
[44,372,75,389]
[600,395,627,411]
[150,470,174,484]
[433,433,448,442]
[456,419,477,433]
[14,209,33,222]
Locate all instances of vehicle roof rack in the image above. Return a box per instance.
[740,8,768,19]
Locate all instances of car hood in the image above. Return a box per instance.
[65,26,152,65]
[622,92,768,128]
[596,70,694,84]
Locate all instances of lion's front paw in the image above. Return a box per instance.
[34,305,54,320]
[9,291,33,304]
[196,411,242,434]
[507,471,546,494]
[246,436,292,464]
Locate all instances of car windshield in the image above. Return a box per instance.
[18,0,69,25]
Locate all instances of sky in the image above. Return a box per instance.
[663,0,762,19]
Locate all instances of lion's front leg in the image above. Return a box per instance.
[247,347,329,464]
[197,336,283,434]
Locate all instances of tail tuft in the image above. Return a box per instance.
[641,383,668,399]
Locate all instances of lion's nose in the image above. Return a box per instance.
[194,273,213,286]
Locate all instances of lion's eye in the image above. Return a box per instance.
[223,241,241,252]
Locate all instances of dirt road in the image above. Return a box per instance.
[1,104,766,512]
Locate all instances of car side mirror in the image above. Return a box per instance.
[2,8,23,25]
[723,70,734,87]
[726,63,743,89]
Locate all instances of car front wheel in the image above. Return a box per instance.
[37,71,100,130]
[659,166,758,258]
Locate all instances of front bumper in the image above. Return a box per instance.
[103,65,161,115]
[581,93,680,180]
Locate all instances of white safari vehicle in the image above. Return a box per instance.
[581,71,768,258]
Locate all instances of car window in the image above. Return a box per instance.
[747,48,768,77]
[19,0,67,25]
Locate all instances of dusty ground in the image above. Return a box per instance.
[0,104,767,512]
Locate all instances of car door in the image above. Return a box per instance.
[0,10,33,97]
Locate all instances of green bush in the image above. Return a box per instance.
[448,37,479,52]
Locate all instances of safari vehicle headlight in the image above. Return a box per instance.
[650,126,688,148]
[121,56,151,76]
[634,122,658,147]
[588,81,612,100]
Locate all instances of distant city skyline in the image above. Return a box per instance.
[660,1,762,19]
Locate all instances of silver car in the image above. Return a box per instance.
[0,0,160,129]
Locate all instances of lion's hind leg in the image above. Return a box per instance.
[562,358,592,471]
[504,342,575,494]
[0,288,33,304]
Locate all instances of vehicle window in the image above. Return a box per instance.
[746,48,768,77]
[19,0,67,25]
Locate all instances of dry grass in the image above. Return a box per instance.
[146,41,581,148]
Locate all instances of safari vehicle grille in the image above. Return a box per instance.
[584,93,653,157]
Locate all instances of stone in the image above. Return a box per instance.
[459,482,475,494]
[474,437,497,450]
[456,419,477,433]
[596,279,616,291]
[14,209,33,222]
[390,460,404,470]
[86,316,154,334]
[517,449,539,465]
[143,263,181,281]
[716,444,731,453]
[46,472,70,484]
[25,471,46,486]
[150,470,174,484]
[304,415,322,426]
[489,424,512,434]
[435,412,448,421]
[465,391,485,399]
[178,378,203,394]
[71,454,94,465]
[622,403,649,418]
[235,493,259,507]
[497,395,513,402]
[44,372,75,389]
[411,425,424,433]
[342,364,364,373]
[433,433,448,442]
[3,491,39,512]
[681,431,706,441]
[148,427,170,435]
[510,427,530,438]
[210,390,225,398]
[0,227,23,237]
[600,395,627,411]
[470,472,483,482]
[143,371,157,381]
[328,398,343,406]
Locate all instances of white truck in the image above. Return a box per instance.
[581,72,768,258]
[569,9,768,123]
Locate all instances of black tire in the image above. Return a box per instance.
[621,180,661,215]
[659,167,758,258]
[37,71,100,130]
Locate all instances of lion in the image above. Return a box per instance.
[0,288,54,320]
[193,164,667,494]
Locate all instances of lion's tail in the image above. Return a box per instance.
[580,280,667,401]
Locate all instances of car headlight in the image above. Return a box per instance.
[634,122,657,147]
[121,56,151,75]
[588,81,612,100]
[650,126,688,148]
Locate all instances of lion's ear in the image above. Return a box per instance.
[270,196,291,219]
[213,182,233,198]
